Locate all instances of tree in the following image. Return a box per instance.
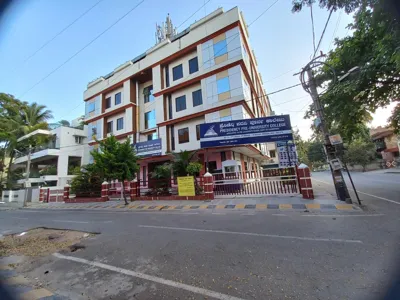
[307,140,327,170]
[171,150,199,177]
[388,103,400,133]
[293,129,310,165]
[293,1,400,140]
[70,164,103,197]
[343,140,376,171]
[91,136,139,205]
[58,120,70,127]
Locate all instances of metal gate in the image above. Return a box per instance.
[212,167,299,197]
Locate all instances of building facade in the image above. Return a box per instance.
[370,127,400,162]
[84,7,275,180]
[13,120,88,187]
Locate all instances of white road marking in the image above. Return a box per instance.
[11,217,29,220]
[241,213,255,216]
[51,220,89,224]
[139,225,363,244]
[212,212,226,215]
[312,178,400,205]
[302,214,384,217]
[53,253,244,300]
[272,214,287,216]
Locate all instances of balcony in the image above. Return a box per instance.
[14,140,60,164]
[374,139,386,152]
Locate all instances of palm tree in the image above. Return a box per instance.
[21,102,53,134]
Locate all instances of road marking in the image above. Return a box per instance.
[51,220,89,224]
[138,225,363,244]
[312,178,400,205]
[53,253,245,300]
[302,214,385,217]
[212,212,226,215]
[11,217,29,220]
[272,214,287,216]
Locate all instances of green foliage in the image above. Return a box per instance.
[388,103,400,134]
[39,165,57,176]
[186,162,203,176]
[70,164,102,196]
[171,150,198,177]
[58,120,70,127]
[343,140,376,171]
[91,136,139,182]
[295,1,399,140]
[151,164,172,180]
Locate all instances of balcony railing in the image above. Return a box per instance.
[15,139,60,158]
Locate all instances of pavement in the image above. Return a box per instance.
[0,170,399,299]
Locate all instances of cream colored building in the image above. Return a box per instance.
[83,7,276,179]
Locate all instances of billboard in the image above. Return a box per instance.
[133,139,162,158]
[200,115,293,148]
[276,141,298,168]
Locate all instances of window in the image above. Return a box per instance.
[175,95,186,112]
[217,77,230,94]
[143,85,154,103]
[116,117,123,131]
[189,57,198,74]
[105,97,111,109]
[172,64,183,81]
[178,127,189,144]
[87,102,95,113]
[115,92,122,105]
[75,136,84,144]
[207,161,217,173]
[107,121,113,134]
[269,150,276,158]
[147,132,158,141]
[196,124,201,140]
[221,151,226,162]
[220,116,232,122]
[192,89,202,107]
[145,110,156,129]
[213,39,227,57]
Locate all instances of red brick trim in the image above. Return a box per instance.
[88,130,135,146]
[85,103,134,123]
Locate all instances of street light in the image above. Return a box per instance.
[338,66,360,82]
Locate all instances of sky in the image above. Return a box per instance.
[0,0,393,139]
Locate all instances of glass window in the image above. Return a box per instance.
[196,124,201,140]
[117,117,123,131]
[269,150,276,158]
[189,57,198,74]
[178,127,189,144]
[107,121,113,134]
[175,95,186,112]
[220,116,232,122]
[87,102,95,113]
[192,89,202,107]
[105,97,111,109]
[145,110,156,129]
[213,40,227,57]
[144,85,154,103]
[217,77,230,94]
[147,132,158,141]
[115,92,122,105]
[172,64,183,81]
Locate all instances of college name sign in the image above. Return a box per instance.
[200,115,293,148]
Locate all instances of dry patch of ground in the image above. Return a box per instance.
[0,228,94,257]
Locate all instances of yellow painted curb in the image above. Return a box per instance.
[279,204,292,209]
[216,205,226,209]
[19,288,53,300]
[306,203,321,209]
[256,204,267,209]
[199,205,209,209]
[336,204,353,210]
[235,204,245,209]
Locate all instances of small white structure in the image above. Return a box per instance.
[13,118,88,187]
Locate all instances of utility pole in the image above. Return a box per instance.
[23,145,32,207]
[305,67,351,203]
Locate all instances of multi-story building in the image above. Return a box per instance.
[13,118,88,187]
[370,126,400,161]
[83,7,274,179]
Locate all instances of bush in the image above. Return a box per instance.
[70,164,102,197]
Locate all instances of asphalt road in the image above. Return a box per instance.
[1,170,399,299]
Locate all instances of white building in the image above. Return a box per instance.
[13,119,88,187]
[84,7,278,179]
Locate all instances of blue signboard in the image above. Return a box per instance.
[133,138,162,158]
[200,115,292,148]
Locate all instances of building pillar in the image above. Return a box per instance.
[130,179,138,200]
[297,164,314,199]
[101,181,109,201]
[203,172,214,200]
[63,184,70,202]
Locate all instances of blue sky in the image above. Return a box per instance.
[0,0,390,139]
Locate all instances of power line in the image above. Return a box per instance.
[313,9,333,58]
[310,4,316,54]
[17,0,145,99]
[267,83,302,95]
[176,0,211,29]
[328,10,342,52]
[12,0,105,73]
[247,0,281,26]
[263,66,301,83]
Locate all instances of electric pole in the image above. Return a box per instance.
[302,64,351,203]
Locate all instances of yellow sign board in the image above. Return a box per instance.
[177,176,195,196]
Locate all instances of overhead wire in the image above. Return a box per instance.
[17,0,145,99]
[327,10,342,52]
[313,9,333,58]
[310,4,316,54]
[11,0,105,73]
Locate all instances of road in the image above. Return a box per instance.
[0,170,399,299]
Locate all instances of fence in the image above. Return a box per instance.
[1,190,26,207]
[212,167,298,197]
